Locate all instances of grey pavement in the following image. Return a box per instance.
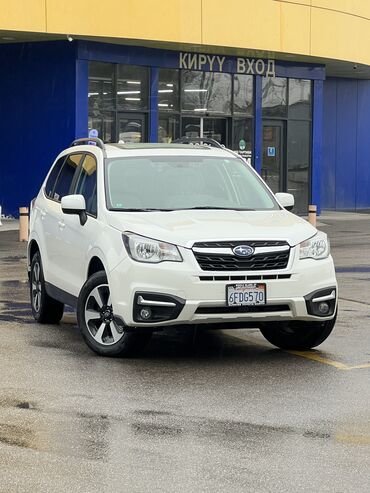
[0,212,369,492]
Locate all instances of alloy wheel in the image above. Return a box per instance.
[31,261,42,313]
[84,284,124,346]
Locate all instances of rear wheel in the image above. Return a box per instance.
[259,314,337,350]
[77,271,152,357]
[30,251,64,324]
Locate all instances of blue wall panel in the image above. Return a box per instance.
[356,81,370,209]
[335,80,357,209]
[0,41,78,216]
[322,79,337,209]
[322,77,370,211]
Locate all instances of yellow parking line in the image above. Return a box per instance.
[336,433,370,445]
[345,363,370,370]
[224,332,370,371]
[288,350,350,370]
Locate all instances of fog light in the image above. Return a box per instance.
[318,302,330,314]
[140,308,152,320]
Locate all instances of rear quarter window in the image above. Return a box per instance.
[52,154,83,202]
[44,157,66,198]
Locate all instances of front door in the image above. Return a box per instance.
[181,117,227,145]
[117,113,146,143]
[262,120,285,194]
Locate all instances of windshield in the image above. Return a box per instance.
[105,155,279,211]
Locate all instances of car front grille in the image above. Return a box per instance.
[193,240,288,249]
[192,240,290,272]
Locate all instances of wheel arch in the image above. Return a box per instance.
[28,239,40,268]
[87,256,106,279]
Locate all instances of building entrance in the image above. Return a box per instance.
[181,117,228,145]
[262,120,285,194]
[117,113,147,143]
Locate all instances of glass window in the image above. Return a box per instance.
[232,118,253,165]
[117,65,149,111]
[88,62,115,111]
[287,121,310,214]
[158,69,179,111]
[233,75,253,116]
[45,157,66,198]
[262,77,287,117]
[106,156,278,211]
[75,155,98,216]
[88,112,114,143]
[158,114,180,143]
[52,154,82,202]
[181,71,232,115]
[289,79,311,119]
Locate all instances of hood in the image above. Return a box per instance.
[108,209,317,248]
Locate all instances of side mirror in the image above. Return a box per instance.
[61,194,87,225]
[275,192,294,211]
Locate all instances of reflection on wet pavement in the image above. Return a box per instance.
[0,222,369,492]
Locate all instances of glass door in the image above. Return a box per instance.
[181,117,227,145]
[203,118,227,144]
[262,120,285,193]
[117,113,146,143]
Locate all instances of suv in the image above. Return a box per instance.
[28,138,337,357]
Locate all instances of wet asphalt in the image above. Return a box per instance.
[0,213,369,493]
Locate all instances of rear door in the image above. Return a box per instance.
[43,153,83,289]
[57,153,99,296]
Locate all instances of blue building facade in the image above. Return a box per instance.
[0,40,369,216]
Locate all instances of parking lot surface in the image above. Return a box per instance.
[0,213,369,492]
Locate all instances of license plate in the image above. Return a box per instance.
[226,283,266,306]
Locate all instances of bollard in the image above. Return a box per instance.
[308,204,317,228]
[19,207,29,242]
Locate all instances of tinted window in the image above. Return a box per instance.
[158,68,179,111]
[45,157,65,198]
[181,71,232,115]
[287,120,310,214]
[52,154,82,202]
[288,79,311,119]
[233,74,254,116]
[88,62,115,111]
[262,77,287,117]
[74,155,97,215]
[116,64,149,111]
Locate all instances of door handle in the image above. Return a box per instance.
[58,221,65,230]
[40,209,46,219]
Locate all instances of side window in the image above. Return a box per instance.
[52,154,82,202]
[74,154,98,216]
[45,157,65,198]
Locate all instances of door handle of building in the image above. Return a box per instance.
[58,221,65,230]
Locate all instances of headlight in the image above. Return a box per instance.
[122,233,182,263]
[299,231,330,260]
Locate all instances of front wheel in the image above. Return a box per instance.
[259,313,337,350]
[77,271,152,357]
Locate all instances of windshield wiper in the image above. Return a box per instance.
[176,206,255,211]
[115,208,174,212]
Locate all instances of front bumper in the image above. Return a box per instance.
[109,246,338,328]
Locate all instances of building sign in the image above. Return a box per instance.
[267,146,276,157]
[179,52,276,77]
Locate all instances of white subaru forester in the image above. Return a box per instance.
[28,138,337,357]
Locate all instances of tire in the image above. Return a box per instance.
[30,251,64,324]
[259,313,337,350]
[77,271,152,357]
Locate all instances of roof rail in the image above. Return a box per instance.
[70,137,106,155]
[172,137,224,149]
